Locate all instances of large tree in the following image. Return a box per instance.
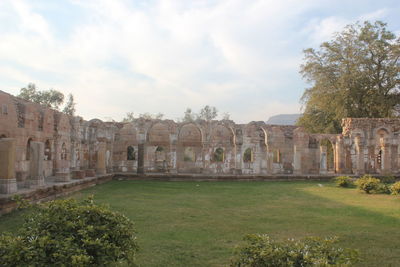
[298,21,400,133]
[18,83,77,115]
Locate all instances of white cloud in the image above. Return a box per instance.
[0,0,398,123]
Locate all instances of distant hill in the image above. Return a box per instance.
[266,114,301,125]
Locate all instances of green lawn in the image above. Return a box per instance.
[1,181,399,266]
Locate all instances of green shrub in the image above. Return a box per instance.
[390,181,400,195]
[380,175,395,184]
[376,183,391,194]
[333,176,353,187]
[354,175,381,194]
[0,197,138,266]
[230,234,359,267]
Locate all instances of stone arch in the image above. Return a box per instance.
[45,140,52,160]
[145,122,171,173]
[213,147,224,162]
[319,138,335,173]
[242,123,268,174]
[26,138,33,160]
[243,148,253,163]
[178,123,202,146]
[375,128,390,172]
[183,147,195,162]
[127,146,135,160]
[148,122,170,146]
[177,123,203,172]
[120,123,138,143]
[155,146,166,162]
[61,142,67,160]
[210,124,234,145]
[206,123,236,174]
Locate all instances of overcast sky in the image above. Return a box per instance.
[0,0,399,123]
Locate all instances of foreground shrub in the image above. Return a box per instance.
[390,181,400,195]
[380,175,395,184]
[0,197,138,266]
[231,234,359,267]
[333,176,353,187]
[354,175,381,194]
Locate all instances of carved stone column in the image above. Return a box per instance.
[0,138,18,194]
[29,141,45,187]
[96,142,107,175]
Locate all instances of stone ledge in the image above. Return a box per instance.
[0,174,113,216]
[1,173,398,216]
[113,173,338,182]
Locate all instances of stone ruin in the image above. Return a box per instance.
[1,89,400,194]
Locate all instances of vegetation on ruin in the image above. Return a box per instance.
[298,21,400,133]
[230,234,359,266]
[355,175,385,194]
[333,176,353,188]
[0,181,399,266]
[121,111,165,122]
[18,83,77,115]
[0,197,138,266]
[390,181,400,195]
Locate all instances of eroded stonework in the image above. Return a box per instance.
[1,90,399,193]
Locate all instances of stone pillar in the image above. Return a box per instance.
[29,141,45,187]
[293,146,302,175]
[382,144,391,173]
[354,137,365,175]
[0,138,18,194]
[319,145,327,174]
[335,137,345,173]
[234,145,242,175]
[96,142,107,175]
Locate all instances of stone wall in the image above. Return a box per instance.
[1,89,400,194]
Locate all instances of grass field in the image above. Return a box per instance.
[0,180,399,266]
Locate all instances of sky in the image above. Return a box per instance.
[0,0,399,123]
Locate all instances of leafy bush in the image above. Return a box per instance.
[231,234,359,267]
[390,181,400,195]
[0,197,138,266]
[333,176,353,187]
[354,175,381,194]
[376,183,391,194]
[380,175,395,184]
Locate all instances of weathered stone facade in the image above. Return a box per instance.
[1,90,400,193]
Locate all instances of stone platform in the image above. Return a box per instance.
[0,174,113,215]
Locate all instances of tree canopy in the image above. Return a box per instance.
[18,83,77,115]
[298,21,400,133]
[180,105,227,122]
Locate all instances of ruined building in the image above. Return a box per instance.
[1,90,400,194]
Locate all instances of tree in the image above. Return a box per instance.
[298,21,400,133]
[18,83,64,110]
[122,112,135,122]
[182,108,196,122]
[221,112,231,120]
[138,112,164,120]
[62,94,76,116]
[18,83,77,115]
[198,105,218,121]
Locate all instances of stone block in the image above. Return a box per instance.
[72,170,85,179]
[0,179,17,194]
[85,169,96,177]
[54,172,71,182]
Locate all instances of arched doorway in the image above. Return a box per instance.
[320,139,334,173]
